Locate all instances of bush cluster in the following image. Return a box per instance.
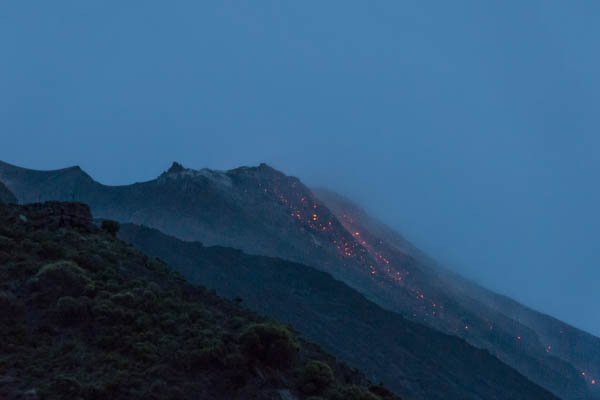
[239,322,299,368]
[0,204,396,400]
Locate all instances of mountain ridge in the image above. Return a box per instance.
[1,159,597,399]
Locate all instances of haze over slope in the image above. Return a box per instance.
[1,160,597,399]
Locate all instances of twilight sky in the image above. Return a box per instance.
[1,1,599,335]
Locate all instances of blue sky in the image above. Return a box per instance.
[1,1,599,335]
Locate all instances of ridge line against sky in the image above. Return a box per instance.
[2,157,598,339]
[1,1,599,335]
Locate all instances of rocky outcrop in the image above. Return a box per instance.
[0,202,97,233]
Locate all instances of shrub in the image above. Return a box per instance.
[101,220,120,237]
[43,375,82,399]
[147,282,162,294]
[160,314,178,334]
[299,360,335,395]
[56,296,88,325]
[0,290,20,315]
[71,252,105,273]
[39,240,65,259]
[91,299,133,325]
[189,339,225,368]
[226,316,245,330]
[368,385,395,399]
[142,289,158,311]
[223,352,246,369]
[32,261,93,300]
[135,314,153,331]
[239,322,299,368]
[110,291,136,308]
[131,341,159,362]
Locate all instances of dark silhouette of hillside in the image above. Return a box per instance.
[0,202,396,400]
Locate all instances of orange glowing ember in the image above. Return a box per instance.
[592,380,596,385]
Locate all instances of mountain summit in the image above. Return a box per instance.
[167,161,186,174]
[0,160,598,399]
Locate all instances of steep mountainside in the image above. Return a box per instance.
[118,223,558,400]
[1,159,597,399]
[0,181,16,204]
[0,202,397,400]
[314,188,600,397]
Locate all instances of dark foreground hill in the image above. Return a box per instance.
[0,202,398,400]
[119,223,558,400]
[1,160,597,399]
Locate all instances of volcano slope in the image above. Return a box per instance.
[0,201,401,400]
[118,222,558,400]
[1,159,597,399]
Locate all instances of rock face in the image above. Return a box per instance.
[0,201,96,232]
[0,159,598,400]
[0,181,16,204]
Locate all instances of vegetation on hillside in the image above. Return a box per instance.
[0,160,592,400]
[0,202,397,400]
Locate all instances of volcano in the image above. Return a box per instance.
[1,159,597,399]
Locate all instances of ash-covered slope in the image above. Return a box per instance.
[118,222,559,400]
[314,188,600,399]
[0,201,396,400]
[0,181,16,204]
[1,159,597,399]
